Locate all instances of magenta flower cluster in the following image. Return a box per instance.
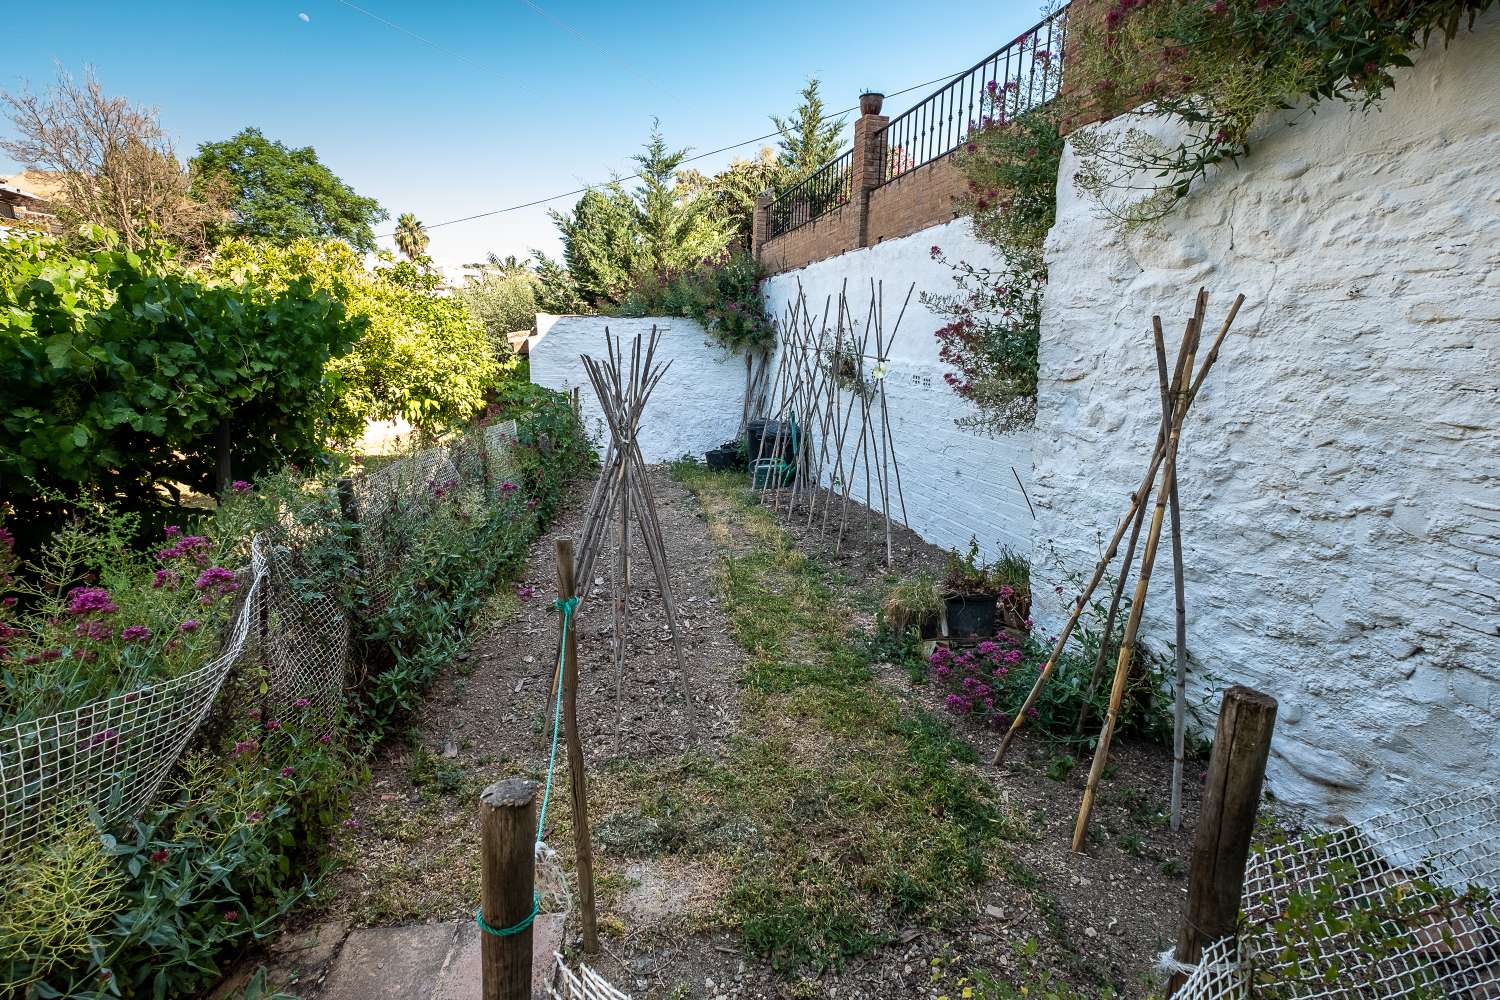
[929,632,1030,729]
[67,587,119,616]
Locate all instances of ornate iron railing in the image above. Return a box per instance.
[878,7,1068,185]
[767,149,853,240]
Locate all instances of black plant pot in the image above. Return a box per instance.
[705,447,738,471]
[945,594,997,638]
[917,612,942,640]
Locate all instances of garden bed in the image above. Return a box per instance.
[255,467,1204,999]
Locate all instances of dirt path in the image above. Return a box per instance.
[235,466,1201,1000]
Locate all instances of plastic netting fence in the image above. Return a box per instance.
[1176,786,1500,998]
[0,424,520,853]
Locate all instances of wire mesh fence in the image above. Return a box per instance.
[1177,786,1500,998]
[0,424,520,854]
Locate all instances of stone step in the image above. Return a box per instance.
[313,915,564,1000]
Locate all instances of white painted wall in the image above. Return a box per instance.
[528,315,748,464]
[1034,12,1500,824]
[761,222,1037,562]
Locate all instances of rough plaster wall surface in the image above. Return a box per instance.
[528,316,748,464]
[762,220,1036,561]
[1034,12,1500,824]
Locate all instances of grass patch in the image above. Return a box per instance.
[652,466,1023,971]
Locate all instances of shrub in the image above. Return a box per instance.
[614,249,774,354]
[207,239,503,443]
[0,229,362,549]
[453,266,541,353]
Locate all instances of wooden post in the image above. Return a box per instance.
[1167,685,1277,995]
[480,777,537,1000]
[554,536,599,952]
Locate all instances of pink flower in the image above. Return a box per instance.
[318,732,332,744]
[265,718,282,730]
[66,587,118,616]
[153,568,180,589]
[164,525,182,538]
[223,910,239,923]
[149,848,169,863]
[121,625,152,642]
[280,766,295,777]
[293,697,310,708]
[179,619,200,633]
[231,480,251,493]
[2,596,15,607]
[233,739,259,755]
[499,481,518,493]
[929,245,942,259]
[194,566,239,596]
[75,620,113,641]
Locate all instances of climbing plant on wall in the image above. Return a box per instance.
[1067,0,1496,227]
[924,76,1064,434]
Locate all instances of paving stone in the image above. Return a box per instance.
[433,914,565,1000]
[320,923,459,1000]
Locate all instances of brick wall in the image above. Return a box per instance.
[866,155,966,245]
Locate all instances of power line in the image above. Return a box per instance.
[375,68,968,239]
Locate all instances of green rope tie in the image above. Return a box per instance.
[476,894,539,937]
[474,594,578,939]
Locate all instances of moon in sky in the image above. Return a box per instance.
[298,12,310,21]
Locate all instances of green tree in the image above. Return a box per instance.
[528,251,588,314]
[547,185,641,308]
[0,228,361,543]
[208,239,500,441]
[455,265,542,351]
[677,146,786,247]
[630,122,729,273]
[394,212,429,261]
[191,127,388,252]
[771,78,846,183]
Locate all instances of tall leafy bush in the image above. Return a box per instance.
[0,229,362,547]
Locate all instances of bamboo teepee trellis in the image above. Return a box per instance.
[751,280,913,566]
[571,327,692,724]
[993,288,1246,851]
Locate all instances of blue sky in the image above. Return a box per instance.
[2,1,1047,267]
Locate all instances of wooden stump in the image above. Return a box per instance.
[479,778,537,1000]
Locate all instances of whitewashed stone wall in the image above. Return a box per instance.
[529,315,748,464]
[761,221,1037,561]
[1034,12,1500,824]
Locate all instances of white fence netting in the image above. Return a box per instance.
[1176,786,1500,998]
[0,427,518,853]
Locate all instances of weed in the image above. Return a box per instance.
[1046,753,1077,782]
[408,745,464,796]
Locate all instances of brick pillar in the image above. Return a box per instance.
[751,191,773,262]
[848,109,889,249]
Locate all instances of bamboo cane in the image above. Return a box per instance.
[1071,290,1207,852]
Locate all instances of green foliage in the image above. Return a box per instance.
[0,228,362,547]
[942,537,1030,600]
[355,389,591,740]
[453,266,541,352]
[925,86,1064,433]
[1068,0,1495,227]
[393,212,429,261]
[615,248,774,353]
[677,147,786,246]
[208,238,501,442]
[528,250,588,314]
[547,123,733,311]
[0,709,359,998]
[548,185,642,308]
[771,78,847,183]
[0,391,586,995]
[191,127,388,252]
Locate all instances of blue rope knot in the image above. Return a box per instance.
[475,893,540,937]
[554,595,579,616]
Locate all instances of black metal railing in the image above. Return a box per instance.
[767,148,853,240]
[878,7,1067,185]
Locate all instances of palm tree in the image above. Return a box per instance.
[394,212,428,261]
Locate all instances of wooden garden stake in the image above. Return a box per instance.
[1167,686,1277,995]
[553,536,598,952]
[1072,290,1206,853]
[479,777,537,1000]
[1155,317,1190,834]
